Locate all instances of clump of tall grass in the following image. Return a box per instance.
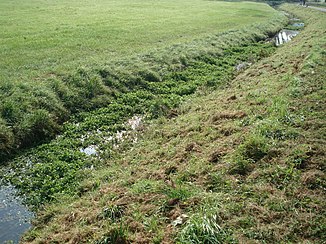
[95,224,129,244]
[0,118,14,157]
[229,134,269,175]
[177,213,235,244]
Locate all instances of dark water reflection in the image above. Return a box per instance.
[0,185,33,243]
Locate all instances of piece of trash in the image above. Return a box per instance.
[172,214,189,226]
[128,116,142,130]
[80,145,98,156]
[235,62,252,72]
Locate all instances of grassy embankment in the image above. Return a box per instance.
[19,4,325,244]
[0,0,280,160]
[1,0,287,207]
[307,1,326,7]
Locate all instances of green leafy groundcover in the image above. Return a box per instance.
[1,13,287,208]
[2,41,277,209]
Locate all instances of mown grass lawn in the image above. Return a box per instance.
[0,0,276,81]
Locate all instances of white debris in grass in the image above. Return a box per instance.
[116,130,127,142]
[128,116,142,130]
[80,145,98,156]
[79,115,143,156]
[236,62,252,72]
[172,214,189,226]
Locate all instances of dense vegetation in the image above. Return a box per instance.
[3,41,279,208]
[1,0,287,208]
[16,4,325,243]
[0,0,281,160]
[1,0,325,242]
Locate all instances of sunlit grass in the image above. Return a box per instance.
[0,0,277,81]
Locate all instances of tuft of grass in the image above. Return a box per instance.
[98,205,125,222]
[229,134,269,175]
[256,119,299,140]
[206,173,232,192]
[237,134,269,163]
[177,213,235,244]
[130,179,161,194]
[95,224,129,244]
[17,109,60,148]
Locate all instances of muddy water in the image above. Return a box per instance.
[0,185,33,243]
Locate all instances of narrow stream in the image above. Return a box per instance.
[275,29,299,46]
[0,185,33,243]
[275,18,303,46]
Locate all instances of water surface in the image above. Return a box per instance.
[0,185,33,243]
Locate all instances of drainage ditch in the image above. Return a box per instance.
[275,17,304,46]
[0,13,305,244]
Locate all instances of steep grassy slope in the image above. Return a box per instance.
[21,4,325,243]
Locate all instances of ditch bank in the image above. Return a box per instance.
[19,4,326,243]
[0,8,293,243]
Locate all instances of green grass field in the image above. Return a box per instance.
[0,0,275,81]
[0,0,284,159]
